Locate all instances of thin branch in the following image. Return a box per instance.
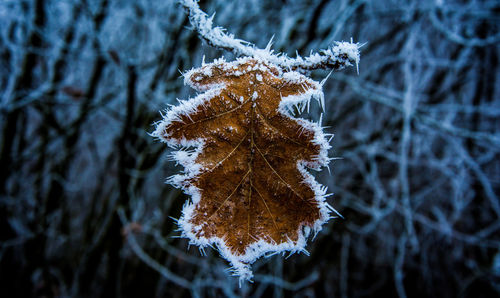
[253,271,319,291]
[179,0,360,72]
[429,8,500,47]
[117,208,193,289]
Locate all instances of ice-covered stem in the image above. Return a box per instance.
[180,0,360,72]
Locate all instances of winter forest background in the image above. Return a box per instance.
[1,0,499,297]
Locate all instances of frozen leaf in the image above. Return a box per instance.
[153,57,332,281]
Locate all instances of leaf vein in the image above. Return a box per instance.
[254,144,315,209]
[175,96,251,131]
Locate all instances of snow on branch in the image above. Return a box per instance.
[180,0,360,72]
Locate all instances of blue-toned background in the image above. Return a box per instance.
[1,0,499,297]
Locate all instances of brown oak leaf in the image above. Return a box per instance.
[153,57,333,280]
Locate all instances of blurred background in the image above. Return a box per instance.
[1,0,499,297]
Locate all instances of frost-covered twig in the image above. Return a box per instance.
[180,0,360,72]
